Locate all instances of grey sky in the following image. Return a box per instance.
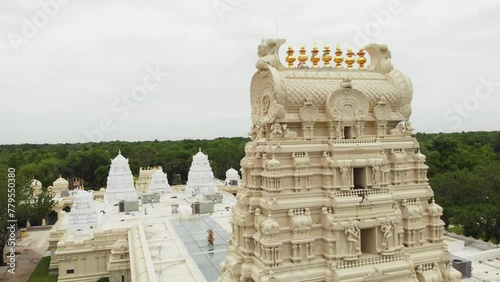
[0,0,499,144]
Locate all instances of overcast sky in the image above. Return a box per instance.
[0,0,499,144]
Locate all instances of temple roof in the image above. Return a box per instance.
[250,39,414,126]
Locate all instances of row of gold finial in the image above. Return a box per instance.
[286,44,367,70]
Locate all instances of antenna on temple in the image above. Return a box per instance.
[370,26,373,43]
[275,17,278,39]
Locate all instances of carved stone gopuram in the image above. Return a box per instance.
[219,39,461,282]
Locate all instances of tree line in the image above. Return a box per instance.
[0,137,249,189]
[0,132,499,247]
[417,131,500,243]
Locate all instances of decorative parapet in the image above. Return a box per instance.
[329,138,378,145]
[335,252,406,269]
[332,188,389,198]
[284,44,375,71]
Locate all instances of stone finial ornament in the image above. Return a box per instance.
[345,48,355,69]
[357,47,367,69]
[256,38,286,71]
[297,44,308,69]
[364,43,393,73]
[334,45,344,68]
[285,45,296,68]
[322,44,332,68]
[310,43,320,68]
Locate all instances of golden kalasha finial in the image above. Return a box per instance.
[285,45,296,68]
[322,44,332,68]
[357,48,367,69]
[334,45,344,69]
[297,44,309,69]
[345,48,355,70]
[310,43,320,68]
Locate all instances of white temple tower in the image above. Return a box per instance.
[69,190,97,229]
[219,40,461,282]
[185,148,217,196]
[50,176,69,196]
[225,167,240,186]
[104,151,138,205]
[147,169,171,194]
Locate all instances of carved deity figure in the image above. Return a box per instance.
[354,121,364,138]
[340,75,352,89]
[270,122,283,139]
[249,124,260,140]
[380,216,394,249]
[340,165,350,186]
[332,108,342,121]
[405,120,415,134]
[345,219,360,255]
[254,208,262,233]
[335,121,343,139]
[372,164,381,184]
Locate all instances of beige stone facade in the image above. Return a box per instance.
[219,40,462,282]
[136,166,162,194]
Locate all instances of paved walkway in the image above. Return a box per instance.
[171,216,230,282]
[0,229,50,282]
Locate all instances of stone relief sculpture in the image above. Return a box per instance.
[282,124,297,139]
[345,219,360,255]
[254,208,262,233]
[390,122,405,135]
[270,122,283,139]
[380,216,394,250]
[405,120,415,135]
[371,164,382,184]
[255,39,285,71]
[340,75,352,89]
[340,165,350,186]
[365,43,393,74]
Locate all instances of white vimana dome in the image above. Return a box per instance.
[69,190,97,229]
[53,175,69,187]
[185,148,216,196]
[225,167,240,186]
[147,169,171,194]
[103,151,138,205]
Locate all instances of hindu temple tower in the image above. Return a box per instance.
[219,39,461,282]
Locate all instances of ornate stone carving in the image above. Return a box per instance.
[299,101,319,122]
[388,68,413,119]
[256,39,286,71]
[326,87,369,122]
[380,216,394,250]
[340,75,352,88]
[288,208,312,236]
[250,67,287,126]
[282,124,297,139]
[270,123,284,139]
[220,39,460,282]
[373,97,391,121]
[345,219,360,256]
[364,43,393,74]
